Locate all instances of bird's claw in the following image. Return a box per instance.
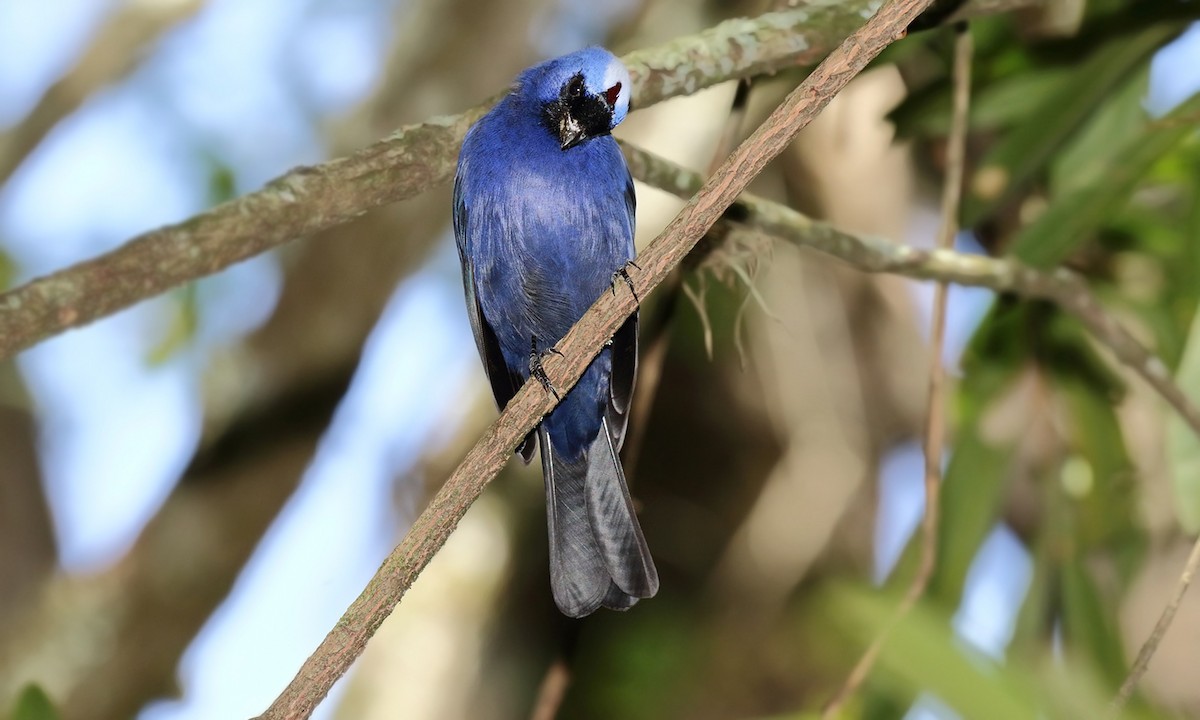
[611,260,641,302]
[529,336,561,400]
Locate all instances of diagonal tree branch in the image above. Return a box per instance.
[255,1,938,716]
[0,0,1037,362]
[0,3,871,360]
[255,4,1200,711]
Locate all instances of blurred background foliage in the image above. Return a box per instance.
[0,0,1199,719]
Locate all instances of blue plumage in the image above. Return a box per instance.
[453,47,658,616]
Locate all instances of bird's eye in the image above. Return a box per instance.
[604,82,622,107]
[566,74,584,97]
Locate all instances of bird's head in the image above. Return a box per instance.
[518,47,631,151]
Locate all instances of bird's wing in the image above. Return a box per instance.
[454,171,536,462]
[606,172,638,451]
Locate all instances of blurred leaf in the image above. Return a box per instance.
[1165,144,1200,531]
[1104,163,1200,367]
[860,692,907,720]
[1057,377,1138,552]
[928,429,1011,605]
[1011,512,1057,655]
[893,66,1071,138]
[1060,559,1128,687]
[1008,90,1200,268]
[962,23,1178,228]
[1051,67,1150,195]
[822,585,1126,720]
[146,283,199,365]
[1166,307,1200,532]
[10,685,59,720]
[828,589,1038,720]
[960,299,1123,400]
[205,156,238,206]
[1037,304,1124,397]
[574,604,704,720]
[960,296,1036,381]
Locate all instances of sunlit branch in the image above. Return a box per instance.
[0,0,1051,362]
[620,145,1200,442]
[0,1,886,360]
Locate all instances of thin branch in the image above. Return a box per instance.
[1109,539,1200,715]
[255,1,936,716]
[821,22,972,717]
[0,0,205,184]
[620,144,1200,441]
[623,75,752,475]
[0,2,886,361]
[528,658,571,720]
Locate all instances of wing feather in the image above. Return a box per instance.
[454,172,535,462]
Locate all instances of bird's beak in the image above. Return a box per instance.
[558,112,585,151]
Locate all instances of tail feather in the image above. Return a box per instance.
[542,423,658,618]
[586,418,658,597]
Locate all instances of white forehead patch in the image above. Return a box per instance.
[602,60,631,103]
[601,58,632,123]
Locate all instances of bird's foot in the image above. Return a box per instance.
[611,260,641,303]
[529,336,562,400]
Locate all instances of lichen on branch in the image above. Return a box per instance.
[0,1,896,361]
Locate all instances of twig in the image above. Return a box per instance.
[255,2,936,716]
[820,22,971,717]
[528,658,572,720]
[1109,538,1200,716]
[0,0,204,184]
[620,141,1200,441]
[623,77,752,474]
[0,3,903,361]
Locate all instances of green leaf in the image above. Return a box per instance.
[1057,376,1138,551]
[1060,559,1129,688]
[821,585,1127,720]
[893,66,1072,138]
[828,589,1038,720]
[928,429,1011,605]
[1110,138,1200,368]
[1008,90,1200,269]
[1167,307,1200,532]
[1051,67,1150,196]
[146,283,200,365]
[1010,513,1057,656]
[962,24,1179,229]
[10,685,59,720]
[202,154,238,206]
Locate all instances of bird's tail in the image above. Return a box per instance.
[541,418,658,617]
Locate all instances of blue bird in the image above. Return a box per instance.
[452,47,658,617]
